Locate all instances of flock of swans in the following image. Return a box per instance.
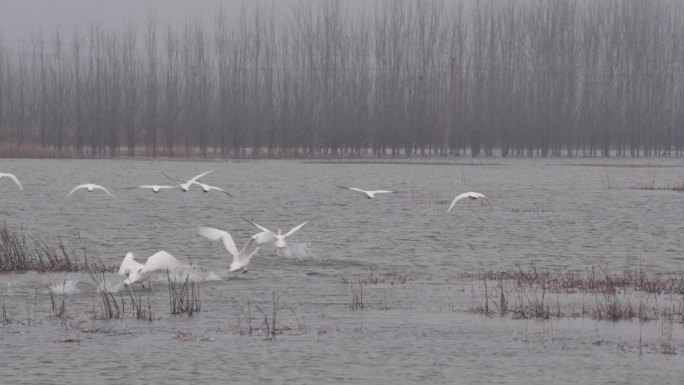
[0,170,489,288]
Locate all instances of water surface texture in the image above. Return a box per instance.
[0,158,683,384]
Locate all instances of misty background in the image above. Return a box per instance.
[0,0,682,158]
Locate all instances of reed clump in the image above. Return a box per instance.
[341,265,414,286]
[467,265,684,322]
[167,273,201,316]
[0,224,113,273]
[88,266,120,320]
[233,293,293,338]
[463,266,684,295]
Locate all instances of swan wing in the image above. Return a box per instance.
[447,192,472,212]
[284,215,317,237]
[241,217,273,235]
[1,173,23,190]
[66,184,89,197]
[188,170,214,183]
[159,171,183,188]
[118,252,144,275]
[142,251,183,274]
[93,185,116,198]
[198,227,239,258]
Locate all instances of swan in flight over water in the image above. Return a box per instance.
[0,172,23,190]
[242,216,317,249]
[447,192,490,212]
[137,185,177,193]
[193,181,233,196]
[66,183,116,198]
[336,185,395,199]
[118,251,183,288]
[160,170,214,192]
[197,227,260,273]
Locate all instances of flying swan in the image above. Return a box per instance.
[241,216,317,249]
[66,183,116,198]
[118,250,183,288]
[447,192,490,212]
[197,227,260,273]
[336,185,395,199]
[0,172,23,190]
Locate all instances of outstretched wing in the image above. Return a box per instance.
[66,184,88,197]
[208,185,233,197]
[188,170,214,183]
[118,252,143,275]
[198,227,239,258]
[94,185,117,198]
[241,216,273,235]
[369,190,394,195]
[1,173,23,190]
[142,250,183,273]
[337,185,366,194]
[284,215,317,237]
[159,171,183,188]
[447,192,472,212]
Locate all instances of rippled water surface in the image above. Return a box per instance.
[1,158,683,384]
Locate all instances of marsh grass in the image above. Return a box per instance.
[633,182,684,192]
[47,281,66,320]
[233,294,295,338]
[88,267,120,320]
[349,284,365,310]
[340,265,414,285]
[125,285,156,321]
[167,273,200,315]
[0,225,113,273]
[464,265,684,295]
[467,265,684,323]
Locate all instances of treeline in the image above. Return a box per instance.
[0,0,683,158]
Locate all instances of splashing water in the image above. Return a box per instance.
[276,242,317,260]
[46,280,80,295]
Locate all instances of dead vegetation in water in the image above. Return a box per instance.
[167,273,201,316]
[466,265,684,323]
[231,293,303,339]
[633,183,684,192]
[340,265,414,286]
[0,225,114,273]
[463,265,684,295]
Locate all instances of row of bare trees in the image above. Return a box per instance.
[0,0,683,158]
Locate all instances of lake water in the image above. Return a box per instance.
[0,158,683,384]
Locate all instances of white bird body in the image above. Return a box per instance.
[192,181,233,196]
[138,185,176,193]
[242,216,316,249]
[337,185,395,199]
[66,183,116,198]
[0,172,23,190]
[119,251,183,287]
[447,191,490,212]
[161,170,213,192]
[198,227,259,272]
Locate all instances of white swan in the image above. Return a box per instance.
[336,185,395,199]
[137,185,177,193]
[447,191,490,212]
[66,183,116,198]
[192,181,233,196]
[0,172,23,190]
[242,216,317,249]
[160,170,214,192]
[197,227,260,273]
[118,251,183,288]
